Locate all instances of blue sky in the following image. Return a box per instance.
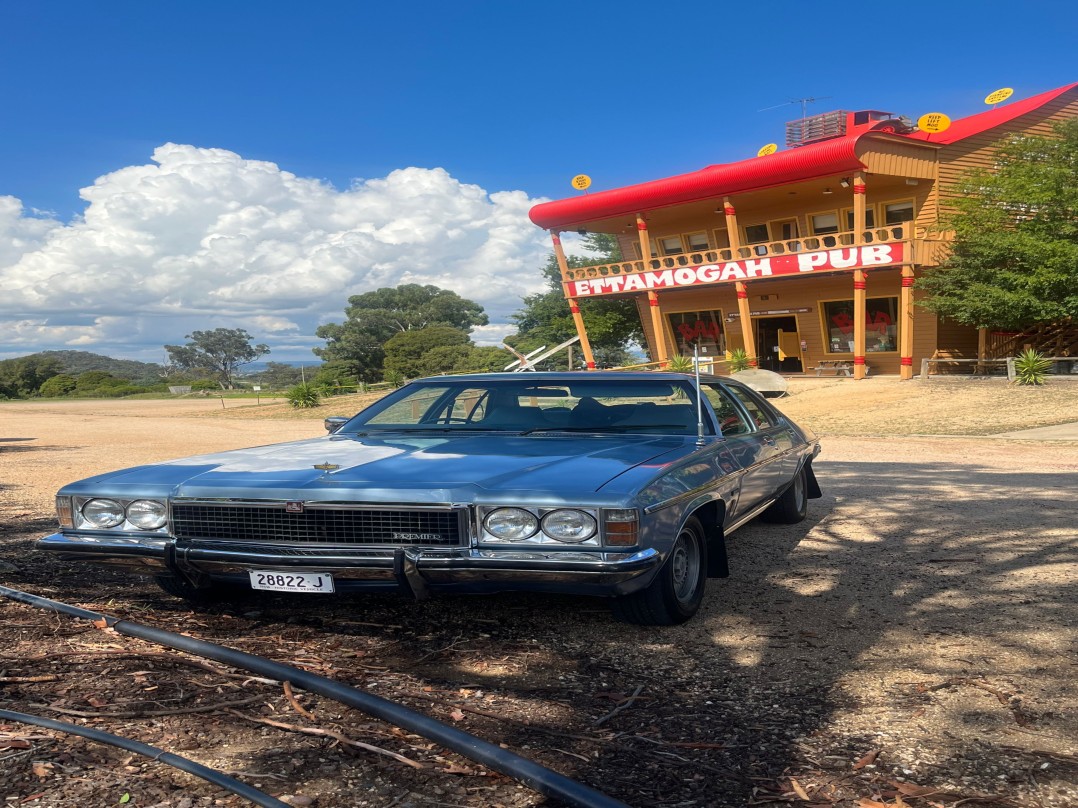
[1,0,1075,362]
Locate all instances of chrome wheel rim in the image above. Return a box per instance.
[670,531,701,604]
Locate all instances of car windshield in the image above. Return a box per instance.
[343,379,711,435]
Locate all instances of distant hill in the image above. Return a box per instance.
[36,351,164,384]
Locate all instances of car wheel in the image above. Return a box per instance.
[761,465,808,524]
[154,575,240,604]
[613,516,707,626]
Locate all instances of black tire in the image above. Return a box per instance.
[154,575,240,604]
[613,516,707,626]
[761,465,809,524]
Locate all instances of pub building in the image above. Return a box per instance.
[528,82,1077,379]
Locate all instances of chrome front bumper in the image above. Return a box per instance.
[36,533,663,597]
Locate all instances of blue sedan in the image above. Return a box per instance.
[38,372,821,625]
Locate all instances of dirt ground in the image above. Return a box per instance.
[1,378,1076,807]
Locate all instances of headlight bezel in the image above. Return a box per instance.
[478,506,609,547]
[63,496,171,533]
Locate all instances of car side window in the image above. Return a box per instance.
[702,384,753,436]
[724,385,775,429]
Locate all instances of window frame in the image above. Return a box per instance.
[743,223,770,244]
[666,307,727,358]
[808,210,841,235]
[818,295,900,355]
[843,205,877,231]
[882,199,915,225]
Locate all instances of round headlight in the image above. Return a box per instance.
[126,499,167,530]
[81,498,125,528]
[484,508,539,541]
[541,509,597,543]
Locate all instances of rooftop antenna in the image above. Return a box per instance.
[757,96,833,118]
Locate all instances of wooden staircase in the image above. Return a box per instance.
[987,320,1078,359]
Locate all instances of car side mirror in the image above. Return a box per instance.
[324,416,349,434]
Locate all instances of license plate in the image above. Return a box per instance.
[249,570,335,594]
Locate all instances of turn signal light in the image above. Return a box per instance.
[602,509,638,547]
[56,496,74,529]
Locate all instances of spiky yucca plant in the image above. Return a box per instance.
[666,355,694,373]
[1013,349,1052,385]
[286,382,322,408]
[727,349,752,372]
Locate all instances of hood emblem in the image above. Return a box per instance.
[313,462,341,472]
[285,501,305,513]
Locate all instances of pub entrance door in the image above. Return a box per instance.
[755,316,803,373]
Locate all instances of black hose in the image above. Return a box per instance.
[0,709,289,808]
[0,584,630,808]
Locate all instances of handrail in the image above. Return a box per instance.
[564,224,913,281]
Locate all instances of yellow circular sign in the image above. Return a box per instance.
[757,143,778,157]
[984,87,1014,105]
[917,112,952,134]
[571,174,592,191]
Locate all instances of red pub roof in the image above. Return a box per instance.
[529,83,1077,231]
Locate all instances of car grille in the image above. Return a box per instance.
[171,502,466,547]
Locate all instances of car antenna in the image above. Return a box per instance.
[694,343,705,446]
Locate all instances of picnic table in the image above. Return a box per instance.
[809,360,856,376]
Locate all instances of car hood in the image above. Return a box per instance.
[63,432,696,504]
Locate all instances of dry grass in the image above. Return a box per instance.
[776,376,1078,436]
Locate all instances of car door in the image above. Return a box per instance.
[722,382,798,501]
[701,382,780,516]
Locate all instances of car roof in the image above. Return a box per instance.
[413,371,733,384]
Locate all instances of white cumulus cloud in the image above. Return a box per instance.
[0,145,563,361]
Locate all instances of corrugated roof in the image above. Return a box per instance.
[529,83,1077,231]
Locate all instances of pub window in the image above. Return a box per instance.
[668,310,726,358]
[844,207,876,229]
[659,236,684,255]
[884,201,914,224]
[686,232,710,252]
[810,212,840,235]
[712,229,731,249]
[774,219,799,240]
[823,297,898,354]
[743,224,769,243]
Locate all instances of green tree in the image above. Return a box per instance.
[916,119,1078,329]
[315,284,488,382]
[311,360,360,394]
[255,362,305,389]
[74,370,126,395]
[383,326,472,379]
[507,234,643,368]
[39,374,78,397]
[165,328,270,389]
[0,355,63,398]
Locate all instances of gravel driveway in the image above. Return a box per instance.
[1,390,1075,807]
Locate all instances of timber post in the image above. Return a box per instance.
[853,269,867,380]
[724,198,757,367]
[900,267,916,380]
[636,214,668,366]
[551,232,596,370]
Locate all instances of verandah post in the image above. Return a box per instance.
[551,231,597,370]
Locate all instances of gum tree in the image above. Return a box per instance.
[916,119,1078,330]
[165,328,269,389]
